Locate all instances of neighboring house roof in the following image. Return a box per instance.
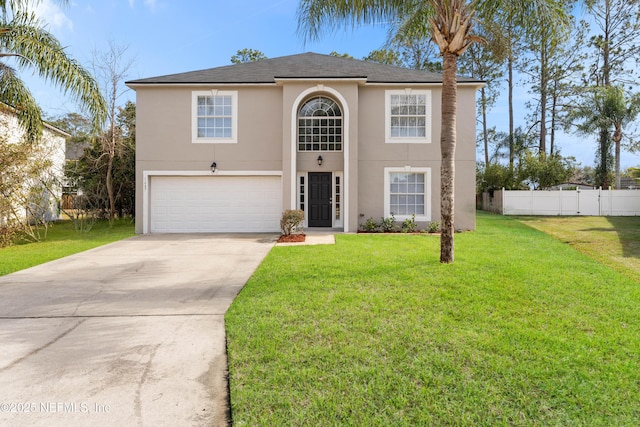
[126,52,483,85]
[546,182,596,190]
[44,122,71,138]
[0,102,70,138]
[619,177,639,189]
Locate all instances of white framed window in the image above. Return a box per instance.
[384,167,431,221]
[385,90,431,144]
[334,171,343,228]
[298,173,306,213]
[298,96,343,152]
[192,90,238,143]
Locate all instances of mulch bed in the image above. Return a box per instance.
[277,233,306,243]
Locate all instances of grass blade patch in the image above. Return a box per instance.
[226,213,640,425]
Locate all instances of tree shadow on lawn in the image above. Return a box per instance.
[520,215,640,260]
[515,214,640,283]
[588,217,640,259]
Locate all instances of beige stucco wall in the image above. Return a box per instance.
[135,85,283,168]
[134,85,284,232]
[133,80,478,234]
[357,84,477,231]
[280,81,359,231]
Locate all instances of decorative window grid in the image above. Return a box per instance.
[384,167,430,221]
[192,91,237,143]
[390,95,426,138]
[385,90,431,144]
[389,172,426,216]
[197,95,232,138]
[298,96,343,151]
[335,175,341,220]
[299,175,305,212]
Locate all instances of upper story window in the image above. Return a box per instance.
[385,90,431,144]
[192,90,238,143]
[298,96,343,151]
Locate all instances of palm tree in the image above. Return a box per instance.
[569,85,640,189]
[297,0,567,263]
[0,0,106,141]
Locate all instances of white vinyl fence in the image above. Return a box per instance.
[481,188,640,216]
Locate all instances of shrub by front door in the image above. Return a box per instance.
[308,172,332,227]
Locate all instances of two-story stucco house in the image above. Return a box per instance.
[126,52,481,234]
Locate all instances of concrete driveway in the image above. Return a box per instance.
[0,233,276,427]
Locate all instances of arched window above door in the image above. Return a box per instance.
[298,96,343,151]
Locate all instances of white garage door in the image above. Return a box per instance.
[150,176,282,233]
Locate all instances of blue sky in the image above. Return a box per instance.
[21,0,640,170]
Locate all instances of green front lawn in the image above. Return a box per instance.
[226,213,640,425]
[0,219,135,276]
[518,215,640,283]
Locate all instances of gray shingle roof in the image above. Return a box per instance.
[126,52,481,85]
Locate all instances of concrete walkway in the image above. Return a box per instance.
[275,230,339,247]
[0,234,276,427]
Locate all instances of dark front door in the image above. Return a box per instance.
[308,172,332,227]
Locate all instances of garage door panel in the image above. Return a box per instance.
[150,176,282,233]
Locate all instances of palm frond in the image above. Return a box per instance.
[386,3,433,44]
[297,0,415,42]
[0,11,106,132]
[0,62,42,141]
[0,1,69,15]
[429,0,482,55]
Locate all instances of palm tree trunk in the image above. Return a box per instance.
[598,128,611,189]
[440,52,457,264]
[615,140,621,188]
